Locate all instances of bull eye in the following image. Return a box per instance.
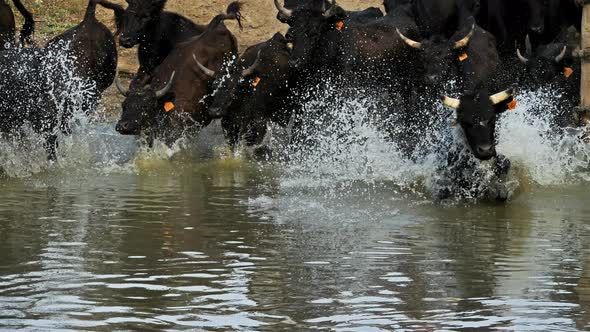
[479,120,489,127]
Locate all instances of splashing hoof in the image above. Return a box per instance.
[494,154,511,176]
[253,146,272,161]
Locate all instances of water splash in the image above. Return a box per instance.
[497,88,590,185]
[0,47,587,203]
[276,82,590,203]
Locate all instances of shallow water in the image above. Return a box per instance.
[0,158,590,331]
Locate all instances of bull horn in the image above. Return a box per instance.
[322,0,337,17]
[489,89,513,105]
[525,34,532,55]
[242,50,262,77]
[155,71,176,98]
[555,45,567,63]
[396,28,421,49]
[452,24,475,50]
[441,96,460,109]
[274,0,293,18]
[115,71,129,97]
[516,48,529,63]
[192,54,216,78]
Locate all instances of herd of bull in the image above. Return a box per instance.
[0,0,588,198]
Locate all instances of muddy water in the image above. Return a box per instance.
[0,152,589,331]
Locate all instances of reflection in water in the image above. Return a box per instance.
[0,162,589,330]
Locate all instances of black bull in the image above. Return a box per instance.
[114,2,242,144]
[203,32,293,148]
[46,0,119,108]
[0,0,34,47]
[116,0,207,86]
[0,0,120,160]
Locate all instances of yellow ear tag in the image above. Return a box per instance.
[335,21,344,31]
[164,101,175,112]
[507,99,517,111]
[458,53,469,61]
[251,76,261,87]
[564,67,574,78]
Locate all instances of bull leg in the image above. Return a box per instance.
[494,153,511,177]
[44,134,58,162]
[492,154,511,201]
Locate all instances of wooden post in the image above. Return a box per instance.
[581,2,590,106]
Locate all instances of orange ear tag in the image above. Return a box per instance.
[335,21,344,31]
[564,67,574,78]
[251,76,261,87]
[164,101,175,112]
[507,99,517,110]
[451,120,458,127]
[458,53,469,61]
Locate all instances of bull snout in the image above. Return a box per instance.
[208,107,224,118]
[119,36,136,48]
[116,120,140,135]
[474,144,496,161]
[530,25,544,35]
[288,59,301,69]
[426,74,440,85]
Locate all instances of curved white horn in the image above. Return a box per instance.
[323,0,337,17]
[453,24,475,50]
[274,0,293,18]
[441,96,460,109]
[192,54,216,78]
[555,45,567,63]
[396,28,421,49]
[155,71,176,98]
[516,48,529,63]
[489,89,513,105]
[114,71,129,97]
[242,50,262,77]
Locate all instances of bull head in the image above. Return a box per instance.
[202,51,262,118]
[119,0,168,48]
[517,35,567,64]
[115,71,175,98]
[116,70,176,136]
[397,24,475,50]
[441,89,514,160]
